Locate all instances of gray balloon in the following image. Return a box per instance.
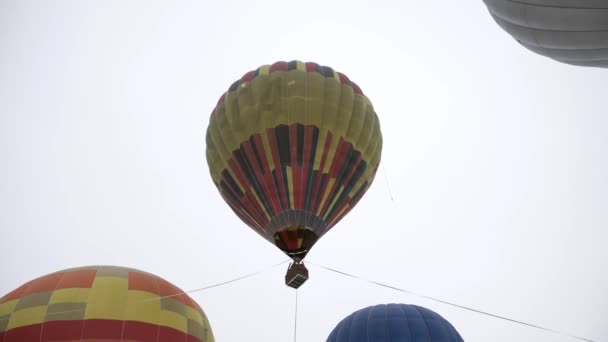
[483,0,608,68]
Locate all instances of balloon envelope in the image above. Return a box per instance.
[327,303,463,342]
[0,265,214,342]
[483,0,608,68]
[206,61,382,260]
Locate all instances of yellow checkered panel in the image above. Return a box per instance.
[0,266,214,342]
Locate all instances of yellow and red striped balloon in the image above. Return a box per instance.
[0,266,214,342]
[206,61,382,260]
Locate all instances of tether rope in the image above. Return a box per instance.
[293,289,299,342]
[308,261,595,342]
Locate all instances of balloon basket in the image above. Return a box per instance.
[285,262,309,289]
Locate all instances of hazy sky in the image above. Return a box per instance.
[1,1,607,341]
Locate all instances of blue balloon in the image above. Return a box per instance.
[327,303,464,342]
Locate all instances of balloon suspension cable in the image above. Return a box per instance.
[293,289,299,342]
[142,259,291,302]
[307,261,596,342]
[381,161,395,202]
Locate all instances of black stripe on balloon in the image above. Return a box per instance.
[350,180,368,206]
[272,169,286,210]
[321,144,355,218]
[219,180,240,206]
[282,164,291,209]
[339,157,365,200]
[338,148,358,185]
[327,146,364,220]
[325,159,366,221]
[287,60,298,71]
[296,124,305,166]
[304,127,319,211]
[275,124,291,167]
[317,65,334,77]
[249,135,265,174]
[313,174,328,213]
[306,170,319,212]
[229,80,240,92]
[234,148,273,218]
[221,170,244,197]
[347,161,366,191]
[233,150,254,185]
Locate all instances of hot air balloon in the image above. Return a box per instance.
[483,0,608,68]
[0,266,214,342]
[327,303,464,342]
[206,61,382,288]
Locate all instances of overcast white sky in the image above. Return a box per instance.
[1,1,607,341]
